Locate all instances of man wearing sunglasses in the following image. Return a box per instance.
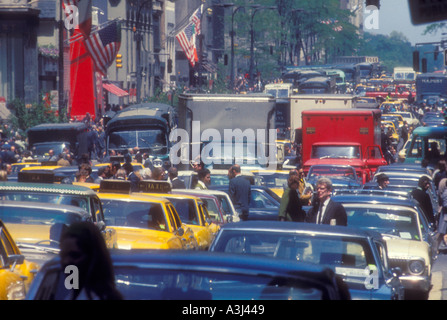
[305,177,347,226]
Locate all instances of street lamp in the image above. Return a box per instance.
[248,6,276,88]
[230,4,260,91]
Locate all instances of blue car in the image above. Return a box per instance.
[27,250,349,300]
[210,221,404,300]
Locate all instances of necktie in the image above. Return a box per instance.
[317,203,324,224]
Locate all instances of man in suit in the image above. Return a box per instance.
[228,164,251,221]
[306,177,347,226]
[411,176,435,225]
[168,167,186,189]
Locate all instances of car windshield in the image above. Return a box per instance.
[253,173,288,189]
[345,206,421,240]
[201,198,223,224]
[311,146,361,159]
[101,199,167,231]
[108,129,167,154]
[308,166,356,181]
[167,198,199,225]
[0,192,89,213]
[212,230,377,290]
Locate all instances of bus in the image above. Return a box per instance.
[298,76,336,94]
[393,67,416,84]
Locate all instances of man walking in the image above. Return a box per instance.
[228,164,251,221]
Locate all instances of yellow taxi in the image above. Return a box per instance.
[382,120,400,143]
[137,181,219,250]
[97,180,198,250]
[0,220,39,300]
[251,169,289,197]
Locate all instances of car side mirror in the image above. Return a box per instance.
[177,227,185,237]
[7,254,25,271]
[391,267,402,278]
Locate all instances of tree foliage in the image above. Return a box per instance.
[357,32,413,73]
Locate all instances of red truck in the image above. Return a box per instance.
[365,84,414,102]
[301,109,387,184]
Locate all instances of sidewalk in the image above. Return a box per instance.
[429,271,443,300]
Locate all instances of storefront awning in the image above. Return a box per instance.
[103,83,129,97]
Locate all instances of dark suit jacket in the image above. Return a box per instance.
[411,187,435,224]
[171,177,186,189]
[229,175,251,214]
[306,198,347,226]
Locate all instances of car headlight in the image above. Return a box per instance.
[409,259,425,275]
[7,280,26,300]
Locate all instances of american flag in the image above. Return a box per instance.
[176,5,202,67]
[85,21,122,76]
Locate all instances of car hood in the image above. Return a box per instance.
[109,226,183,250]
[383,237,430,263]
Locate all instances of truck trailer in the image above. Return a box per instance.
[174,93,280,170]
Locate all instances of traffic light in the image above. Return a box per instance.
[365,0,380,9]
[413,51,420,72]
[434,46,439,60]
[116,54,122,68]
[167,59,172,73]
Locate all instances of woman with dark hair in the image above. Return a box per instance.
[278,175,306,222]
[59,221,123,300]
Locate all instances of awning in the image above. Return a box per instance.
[103,83,129,97]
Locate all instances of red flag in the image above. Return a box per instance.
[84,21,122,76]
[63,0,92,38]
[176,5,202,67]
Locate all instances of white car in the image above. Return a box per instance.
[396,111,420,127]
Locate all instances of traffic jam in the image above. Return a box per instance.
[2,0,447,304]
[1,69,446,301]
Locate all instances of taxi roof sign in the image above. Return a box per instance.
[138,180,171,193]
[18,171,55,183]
[99,180,131,194]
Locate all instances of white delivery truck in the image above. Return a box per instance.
[290,94,356,144]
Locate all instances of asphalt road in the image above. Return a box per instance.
[430,249,447,300]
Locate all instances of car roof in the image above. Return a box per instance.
[332,193,417,207]
[97,192,172,204]
[218,221,382,240]
[0,181,98,196]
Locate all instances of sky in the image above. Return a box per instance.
[363,0,444,46]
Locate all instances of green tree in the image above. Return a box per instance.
[357,32,413,73]
[7,96,60,136]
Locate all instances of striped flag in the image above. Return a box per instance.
[62,0,92,38]
[85,21,122,76]
[176,5,202,67]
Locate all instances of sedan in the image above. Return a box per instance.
[27,250,350,300]
[333,193,435,299]
[210,221,404,300]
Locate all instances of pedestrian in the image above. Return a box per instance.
[0,169,8,181]
[411,176,435,225]
[57,153,71,167]
[59,221,123,300]
[434,160,447,191]
[376,173,390,190]
[94,166,109,184]
[152,167,164,180]
[195,168,210,190]
[168,167,186,189]
[305,177,347,226]
[47,149,58,162]
[437,178,447,252]
[279,174,306,222]
[228,164,251,221]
